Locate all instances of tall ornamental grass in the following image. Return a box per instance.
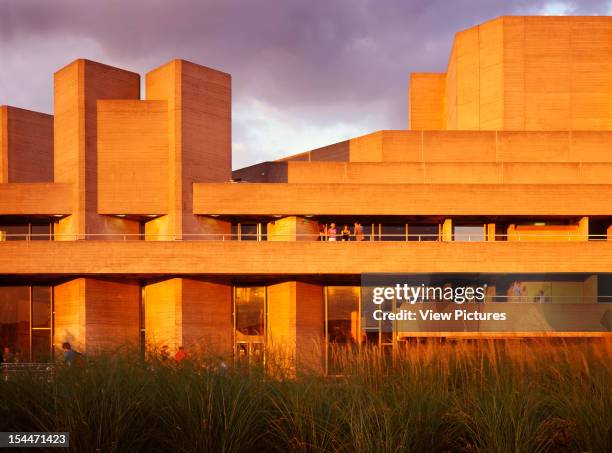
[0,339,609,452]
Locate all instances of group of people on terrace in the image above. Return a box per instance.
[320,222,365,241]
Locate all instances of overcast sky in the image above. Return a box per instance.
[1,0,611,168]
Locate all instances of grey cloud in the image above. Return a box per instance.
[1,0,611,167]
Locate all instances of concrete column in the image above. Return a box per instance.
[54,278,140,353]
[442,218,453,241]
[578,216,589,241]
[145,278,232,357]
[486,223,496,241]
[267,282,324,374]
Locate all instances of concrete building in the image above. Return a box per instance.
[1,16,611,372]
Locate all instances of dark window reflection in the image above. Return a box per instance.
[31,224,51,241]
[0,286,53,361]
[327,286,360,374]
[361,224,373,241]
[409,224,440,241]
[241,224,258,241]
[327,287,360,345]
[0,222,53,241]
[235,287,265,338]
[32,287,51,328]
[0,287,30,358]
[31,330,51,361]
[0,225,28,241]
[380,224,405,241]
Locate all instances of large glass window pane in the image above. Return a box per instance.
[327,286,360,374]
[234,286,266,365]
[32,286,51,328]
[0,287,30,359]
[327,287,360,345]
[31,330,51,361]
[362,286,394,347]
[0,225,29,241]
[235,287,265,339]
[240,224,258,241]
[408,224,440,241]
[380,224,406,241]
[361,224,373,241]
[31,224,51,241]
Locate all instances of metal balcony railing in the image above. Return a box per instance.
[0,233,609,242]
[1,363,55,382]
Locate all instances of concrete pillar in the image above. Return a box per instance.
[54,278,140,353]
[578,216,589,241]
[486,223,496,241]
[267,282,324,374]
[507,224,517,241]
[145,278,232,357]
[442,218,453,241]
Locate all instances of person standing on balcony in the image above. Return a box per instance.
[319,224,327,241]
[354,222,364,241]
[341,225,351,241]
[328,223,337,241]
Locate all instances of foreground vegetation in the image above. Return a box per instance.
[0,339,610,452]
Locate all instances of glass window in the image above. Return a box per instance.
[0,223,52,241]
[31,224,51,241]
[240,224,258,241]
[495,224,509,241]
[231,223,265,241]
[361,224,374,241]
[235,287,265,339]
[379,224,406,241]
[32,287,51,328]
[0,287,30,358]
[326,287,360,345]
[454,225,485,242]
[0,225,28,241]
[234,286,266,365]
[31,330,51,362]
[408,224,440,241]
[0,286,53,361]
[362,286,394,347]
[326,286,360,374]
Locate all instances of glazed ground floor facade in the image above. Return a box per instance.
[1,273,610,373]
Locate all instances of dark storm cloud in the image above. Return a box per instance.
[1,0,611,166]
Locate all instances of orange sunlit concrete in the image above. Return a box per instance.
[1,16,611,371]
